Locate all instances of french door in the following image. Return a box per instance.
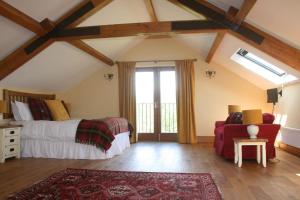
[136,67,177,141]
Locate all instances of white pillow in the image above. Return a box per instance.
[11,102,22,121]
[15,101,33,121]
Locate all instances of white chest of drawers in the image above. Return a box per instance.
[0,125,22,163]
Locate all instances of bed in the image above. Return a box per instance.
[3,89,130,160]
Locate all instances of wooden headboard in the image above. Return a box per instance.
[3,89,56,119]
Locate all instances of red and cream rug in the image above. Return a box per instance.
[8,168,222,199]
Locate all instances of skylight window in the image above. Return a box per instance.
[231,48,298,84]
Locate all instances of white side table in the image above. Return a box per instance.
[0,124,22,163]
[233,138,268,167]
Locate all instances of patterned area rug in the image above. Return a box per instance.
[8,168,222,199]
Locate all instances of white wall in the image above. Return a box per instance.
[60,38,271,136]
[275,83,300,129]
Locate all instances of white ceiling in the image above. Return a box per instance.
[245,0,300,49]
[83,36,145,60]
[1,0,299,92]
[0,16,33,60]
[4,0,82,22]
[206,0,243,11]
[0,42,103,92]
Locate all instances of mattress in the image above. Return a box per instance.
[12,119,130,159]
[21,132,130,159]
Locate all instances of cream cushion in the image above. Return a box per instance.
[15,101,33,121]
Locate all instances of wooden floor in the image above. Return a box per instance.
[0,142,299,199]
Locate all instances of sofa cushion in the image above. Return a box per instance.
[225,112,242,124]
[263,113,275,124]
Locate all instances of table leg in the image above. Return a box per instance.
[234,142,238,164]
[262,143,267,167]
[256,145,261,164]
[238,144,242,167]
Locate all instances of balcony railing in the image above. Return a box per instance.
[136,103,177,133]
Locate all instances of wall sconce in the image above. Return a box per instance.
[104,73,114,81]
[205,70,216,79]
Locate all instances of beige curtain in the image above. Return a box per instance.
[175,60,197,144]
[118,62,137,143]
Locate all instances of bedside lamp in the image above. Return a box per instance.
[242,109,263,139]
[228,105,241,114]
[0,100,8,121]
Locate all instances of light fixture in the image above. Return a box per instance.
[205,70,216,79]
[242,109,263,139]
[104,73,114,81]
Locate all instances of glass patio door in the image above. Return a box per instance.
[136,67,177,141]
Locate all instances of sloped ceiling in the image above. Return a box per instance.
[246,0,300,49]
[212,34,300,89]
[0,42,103,92]
[0,0,299,92]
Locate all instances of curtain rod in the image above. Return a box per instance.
[115,59,197,63]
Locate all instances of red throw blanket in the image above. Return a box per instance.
[75,117,132,151]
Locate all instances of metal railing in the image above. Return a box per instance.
[136,103,177,133]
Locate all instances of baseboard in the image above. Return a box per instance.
[278,142,300,157]
[197,136,214,143]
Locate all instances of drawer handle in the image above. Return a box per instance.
[10,148,14,152]
[10,139,15,143]
[10,131,15,135]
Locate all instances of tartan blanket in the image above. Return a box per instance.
[75,117,132,151]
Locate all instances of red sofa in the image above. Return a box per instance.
[214,114,280,159]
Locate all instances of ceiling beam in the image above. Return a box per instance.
[205,0,256,63]
[52,20,226,40]
[0,0,45,35]
[169,0,300,71]
[39,18,114,66]
[144,0,158,22]
[206,32,225,63]
[168,0,263,44]
[0,0,113,81]
[68,40,114,66]
[234,0,257,25]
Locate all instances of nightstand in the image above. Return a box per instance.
[0,125,22,163]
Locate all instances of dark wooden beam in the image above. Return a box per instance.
[0,0,113,80]
[169,0,263,44]
[206,32,225,63]
[52,20,226,40]
[68,40,114,66]
[144,0,158,22]
[169,0,300,71]
[0,0,45,35]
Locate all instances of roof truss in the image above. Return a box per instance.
[206,0,257,63]
[0,0,113,80]
[168,0,300,71]
[1,0,300,81]
[144,0,158,22]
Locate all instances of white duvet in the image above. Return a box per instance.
[13,119,81,142]
[10,120,130,159]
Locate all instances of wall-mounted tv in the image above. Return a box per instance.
[267,88,278,104]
